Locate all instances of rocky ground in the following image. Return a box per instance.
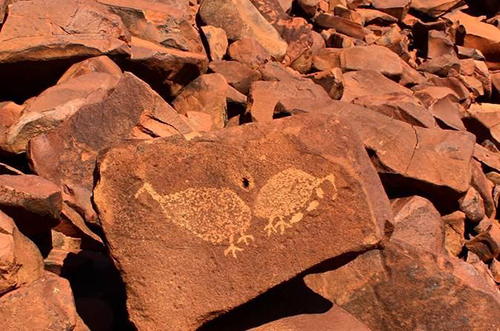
[2,0,500,330]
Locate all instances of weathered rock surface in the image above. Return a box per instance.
[199,0,288,60]
[94,113,392,330]
[57,56,123,84]
[306,239,500,331]
[0,272,89,331]
[209,60,262,95]
[341,45,403,78]
[202,26,229,61]
[0,211,44,296]
[341,70,412,102]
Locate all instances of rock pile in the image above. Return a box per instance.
[1,0,500,330]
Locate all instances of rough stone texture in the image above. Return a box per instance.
[391,196,445,253]
[341,70,413,102]
[352,93,438,128]
[305,68,345,100]
[0,211,44,296]
[459,187,486,223]
[371,0,411,21]
[247,79,331,122]
[173,73,229,130]
[228,38,272,69]
[202,26,229,61]
[411,0,463,18]
[466,221,500,262]
[28,72,192,202]
[94,113,392,330]
[57,56,123,84]
[0,0,130,63]
[209,60,262,95]
[249,306,371,331]
[442,211,466,256]
[0,272,89,331]
[199,0,288,60]
[0,175,62,237]
[341,45,403,79]
[96,0,204,54]
[464,103,500,149]
[3,72,120,154]
[305,240,500,331]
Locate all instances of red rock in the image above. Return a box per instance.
[352,93,438,128]
[411,0,463,18]
[464,103,500,149]
[247,79,331,122]
[201,26,229,61]
[470,159,496,219]
[413,85,459,108]
[474,143,500,173]
[0,211,44,295]
[94,113,392,330]
[249,306,371,331]
[459,187,485,223]
[442,211,466,256]
[297,0,321,16]
[128,37,208,96]
[371,0,411,21]
[315,13,371,40]
[312,48,343,72]
[0,175,62,237]
[96,0,204,54]
[0,0,130,63]
[173,73,228,130]
[428,95,466,131]
[304,68,345,100]
[28,72,192,202]
[199,0,287,60]
[466,221,500,262]
[341,45,403,79]
[57,56,122,84]
[418,54,460,77]
[3,72,121,154]
[0,272,89,331]
[391,196,445,253]
[341,70,413,102]
[491,259,500,283]
[209,60,261,95]
[357,8,399,25]
[305,240,500,330]
[228,38,271,69]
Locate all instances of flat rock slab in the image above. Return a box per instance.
[94,113,392,330]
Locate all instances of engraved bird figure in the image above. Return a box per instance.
[134,183,254,258]
[254,168,337,236]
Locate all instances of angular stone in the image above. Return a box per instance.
[249,306,371,331]
[352,93,438,128]
[470,159,496,219]
[173,74,228,130]
[248,79,331,122]
[57,56,122,84]
[429,95,466,131]
[199,0,287,60]
[356,8,399,25]
[94,113,392,330]
[305,240,500,330]
[0,272,89,331]
[0,211,44,296]
[0,0,130,64]
[466,222,500,262]
[0,175,62,237]
[442,211,466,256]
[96,0,204,54]
[3,73,120,154]
[341,70,413,103]
[418,54,460,77]
[312,48,342,72]
[474,143,500,173]
[202,26,229,61]
[460,187,486,223]
[315,13,371,40]
[464,103,500,149]
[209,60,261,95]
[28,73,192,197]
[411,0,463,18]
[128,37,209,96]
[427,30,455,59]
[228,38,271,69]
[391,196,445,253]
[372,0,411,21]
[304,69,345,100]
[341,45,403,79]
[413,85,460,108]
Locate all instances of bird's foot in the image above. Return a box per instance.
[274,219,292,234]
[237,234,255,245]
[224,243,243,259]
[264,222,277,237]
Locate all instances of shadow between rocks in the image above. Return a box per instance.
[198,251,365,331]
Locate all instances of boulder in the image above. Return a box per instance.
[209,60,262,95]
[459,187,485,223]
[173,74,229,130]
[305,240,500,331]
[199,0,288,60]
[94,113,392,330]
[0,175,62,237]
[0,211,44,296]
[0,272,89,331]
[411,0,463,18]
[28,72,192,205]
[202,26,229,61]
[341,45,403,79]
[371,0,411,21]
[57,56,122,84]
[228,38,271,69]
[442,211,466,256]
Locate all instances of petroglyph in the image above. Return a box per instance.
[254,168,338,236]
[134,183,254,258]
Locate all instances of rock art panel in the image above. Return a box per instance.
[94,113,393,330]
